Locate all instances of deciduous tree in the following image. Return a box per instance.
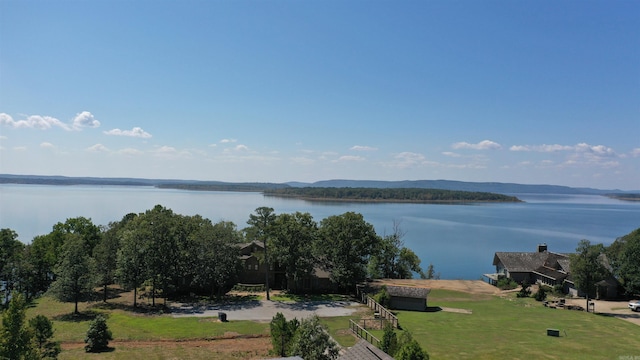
[246,207,276,300]
[569,239,608,311]
[49,234,95,314]
[290,315,338,360]
[318,212,379,292]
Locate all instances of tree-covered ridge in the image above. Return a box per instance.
[264,187,521,203]
[606,193,640,201]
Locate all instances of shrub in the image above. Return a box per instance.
[496,278,518,290]
[516,281,531,298]
[270,312,299,357]
[375,286,391,308]
[534,286,547,301]
[381,322,398,355]
[84,315,113,353]
[552,284,565,297]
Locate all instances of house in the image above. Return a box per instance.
[386,285,431,311]
[236,241,331,292]
[486,244,619,300]
[487,244,571,287]
[338,340,395,360]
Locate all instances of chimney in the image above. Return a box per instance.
[537,243,548,253]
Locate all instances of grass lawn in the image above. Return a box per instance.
[393,289,640,360]
[21,295,271,359]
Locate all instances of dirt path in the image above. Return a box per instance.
[372,279,501,295]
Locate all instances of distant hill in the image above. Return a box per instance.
[1,174,636,195]
[286,179,635,195]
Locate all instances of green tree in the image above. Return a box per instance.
[246,207,277,300]
[190,219,243,297]
[0,228,24,306]
[116,229,148,308]
[270,212,317,293]
[607,228,640,295]
[395,331,429,360]
[269,312,299,357]
[569,239,608,311]
[368,222,424,279]
[48,235,95,314]
[290,315,338,360]
[0,292,34,359]
[380,322,398,356]
[52,217,102,255]
[93,214,135,302]
[28,315,61,359]
[318,212,379,292]
[84,315,112,353]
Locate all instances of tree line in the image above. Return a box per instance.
[264,187,521,203]
[0,205,429,312]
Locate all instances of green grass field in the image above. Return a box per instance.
[10,287,640,359]
[394,290,640,360]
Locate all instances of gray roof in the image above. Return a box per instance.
[338,340,395,360]
[493,252,549,272]
[386,285,430,299]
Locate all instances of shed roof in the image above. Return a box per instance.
[386,285,430,299]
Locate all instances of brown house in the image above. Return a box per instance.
[236,241,331,292]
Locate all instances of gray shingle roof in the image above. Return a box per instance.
[386,285,430,299]
[493,252,550,272]
[338,340,395,360]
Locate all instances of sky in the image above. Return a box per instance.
[1,1,639,190]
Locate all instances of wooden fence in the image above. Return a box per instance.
[366,296,399,328]
[349,319,380,348]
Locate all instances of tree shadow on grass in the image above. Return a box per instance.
[89,301,168,315]
[53,310,103,322]
[87,346,115,353]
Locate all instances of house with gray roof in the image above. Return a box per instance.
[488,244,571,286]
[486,243,619,299]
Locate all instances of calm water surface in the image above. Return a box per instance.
[1,184,638,280]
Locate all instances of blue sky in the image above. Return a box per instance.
[1,1,638,190]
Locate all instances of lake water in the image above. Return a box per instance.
[1,184,638,280]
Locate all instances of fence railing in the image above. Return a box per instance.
[366,296,399,328]
[349,319,380,347]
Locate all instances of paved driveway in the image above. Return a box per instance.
[170,299,361,321]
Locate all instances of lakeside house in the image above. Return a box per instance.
[236,241,331,292]
[485,243,619,299]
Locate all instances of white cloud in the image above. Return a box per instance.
[452,140,502,150]
[72,111,100,129]
[40,142,56,149]
[87,144,109,152]
[575,143,616,157]
[391,151,427,168]
[104,127,152,138]
[220,138,237,143]
[13,146,27,151]
[118,148,143,156]
[1,113,70,130]
[441,151,461,157]
[631,148,640,157]
[235,144,249,152]
[156,146,176,154]
[0,135,7,140]
[335,155,365,162]
[350,145,377,151]
[290,156,315,165]
[1,111,100,131]
[510,144,573,152]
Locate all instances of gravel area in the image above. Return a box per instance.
[170,299,361,321]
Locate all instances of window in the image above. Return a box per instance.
[254,264,258,271]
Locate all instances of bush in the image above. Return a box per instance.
[516,282,531,298]
[381,322,398,355]
[375,286,391,308]
[84,315,113,353]
[534,286,547,301]
[552,284,565,297]
[496,278,518,290]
